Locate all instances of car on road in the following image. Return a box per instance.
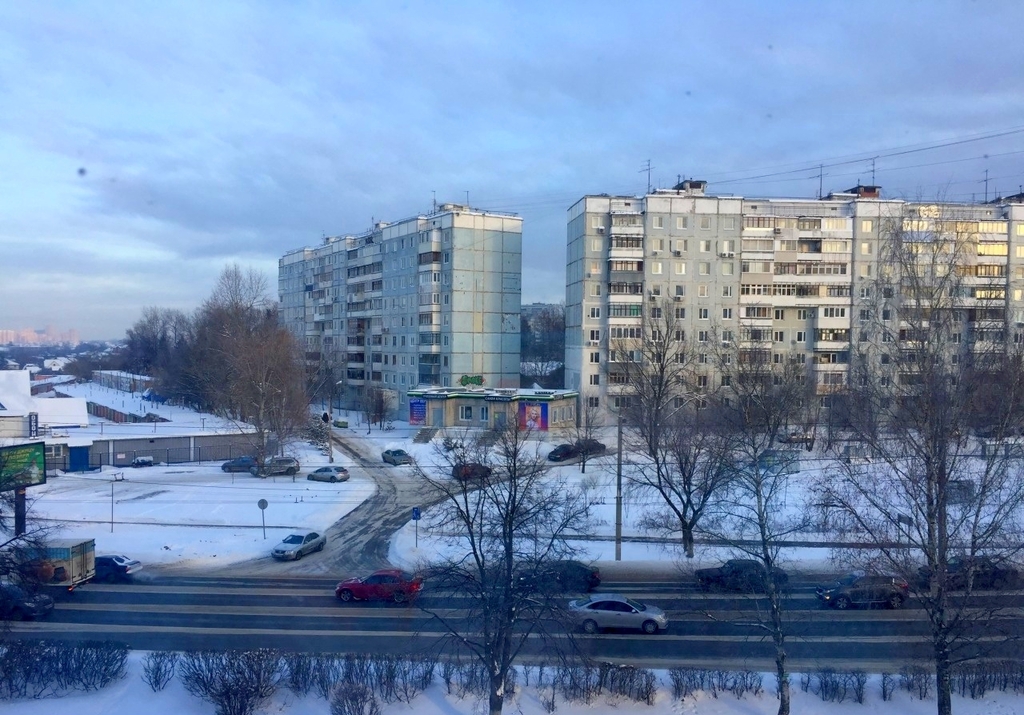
[307,466,350,483]
[382,449,413,466]
[777,431,815,446]
[695,559,789,593]
[335,569,423,603]
[271,531,326,561]
[0,583,54,620]
[250,456,300,477]
[519,560,601,593]
[816,572,909,609]
[221,456,257,472]
[575,439,607,458]
[94,554,143,582]
[452,462,493,481]
[568,593,668,634]
[547,444,578,462]
[917,557,1019,591]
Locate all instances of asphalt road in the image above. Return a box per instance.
[10,574,1023,670]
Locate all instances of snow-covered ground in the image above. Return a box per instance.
[2,652,1021,715]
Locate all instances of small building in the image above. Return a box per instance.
[406,386,579,431]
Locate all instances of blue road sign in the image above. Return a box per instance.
[412,507,421,521]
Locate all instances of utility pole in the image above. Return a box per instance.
[871,157,877,185]
[984,169,990,203]
[615,407,623,561]
[818,164,824,199]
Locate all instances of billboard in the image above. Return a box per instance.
[518,402,548,431]
[0,442,46,491]
[409,398,427,426]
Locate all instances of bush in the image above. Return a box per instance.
[899,665,932,700]
[598,664,656,705]
[330,682,380,715]
[666,667,760,701]
[284,653,315,696]
[142,651,179,692]
[179,649,281,715]
[881,672,896,701]
[311,654,344,700]
[0,641,128,699]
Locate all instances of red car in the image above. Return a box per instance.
[335,569,423,604]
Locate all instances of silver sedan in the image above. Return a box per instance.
[271,531,326,561]
[568,593,669,635]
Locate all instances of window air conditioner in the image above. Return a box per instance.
[673,250,682,256]
[596,226,605,234]
[673,296,682,302]
[774,228,783,235]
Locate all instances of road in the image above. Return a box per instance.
[9,573,1023,670]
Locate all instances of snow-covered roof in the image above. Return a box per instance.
[0,370,89,427]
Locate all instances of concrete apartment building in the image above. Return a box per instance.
[280,204,523,414]
[566,181,1024,415]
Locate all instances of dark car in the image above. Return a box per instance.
[519,560,601,593]
[917,557,1020,591]
[382,449,413,466]
[695,559,789,593]
[335,569,423,604]
[94,554,143,582]
[0,583,55,620]
[575,439,607,458]
[817,572,909,609]
[250,456,300,477]
[452,462,493,481]
[547,444,579,462]
[221,456,257,472]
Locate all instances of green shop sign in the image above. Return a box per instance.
[459,375,485,386]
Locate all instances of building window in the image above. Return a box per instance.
[675,307,686,319]
[590,330,600,341]
[697,375,709,388]
[676,217,688,230]
[698,284,709,297]
[591,215,602,228]
[722,286,733,297]
[653,216,664,229]
[822,307,846,318]
[861,242,872,255]
[651,307,663,318]
[590,307,601,318]
[700,217,712,230]
[651,261,663,274]
[699,262,710,275]
[722,262,734,275]
[699,308,709,320]
[698,331,709,344]
[674,239,688,252]
[589,373,600,385]
[796,331,806,342]
[590,351,600,364]
[460,405,473,420]
[773,331,784,342]
[651,238,664,251]
[861,220,873,233]
[722,308,732,319]
[674,262,686,275]
[480,406,489,422]
[700,240,711,252]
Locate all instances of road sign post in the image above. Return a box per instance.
[258,499,269,539]
[412,507,421,548]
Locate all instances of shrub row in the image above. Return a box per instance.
[668,667,763,701]
[0,640,128,700]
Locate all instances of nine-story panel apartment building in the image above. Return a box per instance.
[566,181,1024,416]
[280,204,523,413]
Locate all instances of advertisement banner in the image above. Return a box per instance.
[0,442,47,491]
[518,402,548,431]
[409,398,427,426]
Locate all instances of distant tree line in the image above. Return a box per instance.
[121,265,308,462]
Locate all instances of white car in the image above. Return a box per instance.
[272,531,326,561]
[307,466,350,483]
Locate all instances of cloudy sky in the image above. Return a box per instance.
[2,1,1024,340]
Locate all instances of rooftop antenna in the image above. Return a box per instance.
[465,190,470,206]
[818,164,824,199]
[984,169,990,203]
[432,190,436,212]
[640,159,654,194]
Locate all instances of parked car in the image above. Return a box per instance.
[221,456,257,473]
[250,456,300,477]
[575,439,607,458]
[0,583,54,620]
[94,554,143,582]
[382,449,413,466]
[519,560,601,593]
[778,431,815,446]
[271,531,326,560]
[917,557,1020,591]
[131,456,155,468]
[452,462,493,481]
[695,559,789,593]
[335,569,423,603]
[547,444,578,462]
[568,593,668,635]
[816,572,909,609]
[307,466,350,483]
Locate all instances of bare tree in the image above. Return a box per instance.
[360,385,395,433]
[416,423,594,715]
[559,390,604,473]
[609,301,733,557]
[818,204,1024,715]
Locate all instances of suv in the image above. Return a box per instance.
[695,559,789,593]
[817,572,909,609]
[575,439,606,458]
[917,557,1020,591]
[250,456,300,477]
